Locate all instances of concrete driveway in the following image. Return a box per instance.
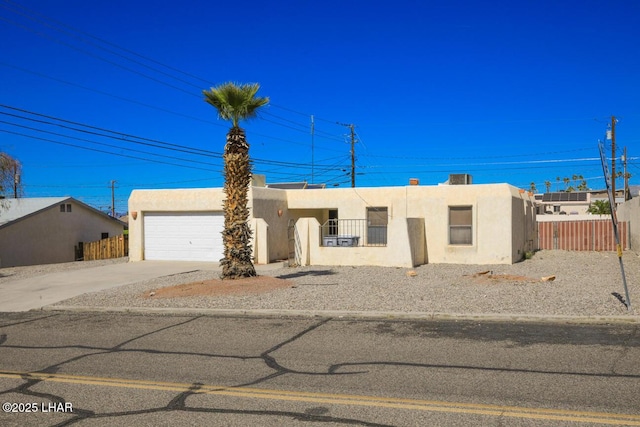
[0,261,221,312]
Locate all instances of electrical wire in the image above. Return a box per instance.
[0,104,349,171]
[0,2,350,145]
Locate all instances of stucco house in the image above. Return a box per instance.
[534,189,636,216]
[0,197,126,267]
[128,180,537,267]
[534,192,591,215]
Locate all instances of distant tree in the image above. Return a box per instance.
[0,153,22,200]
[587,200,611,215]
[203,82,269,279]
[547,175,588,192]
[577,180,588,191]
[529,182,537,193]
[572,174,588,191]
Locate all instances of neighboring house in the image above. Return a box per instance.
[0,197,126,267]
[534,189,632,216]
[588,189,627,208]
[534,192,591,215]
[128,180,537,267]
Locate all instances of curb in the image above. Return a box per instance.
[41,305,640,325]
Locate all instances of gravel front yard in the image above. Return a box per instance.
[29,250,640,318]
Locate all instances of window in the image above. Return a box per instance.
[449,206,472,245]
[60,203,72,213]
[101,232,109,239]
[66,203,72,212]
[367,207,388,245]
[60,204,65,212]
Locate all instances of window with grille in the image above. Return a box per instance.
[449,206,472,245]
[367,207,388,245]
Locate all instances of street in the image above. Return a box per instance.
[1,312,639,426]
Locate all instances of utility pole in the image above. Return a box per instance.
[611,116,617,204]
[110,180,116,217]
[310,115,315,184]
[349,124,356,188]
[338,122,357,187]
[623,146,630,201]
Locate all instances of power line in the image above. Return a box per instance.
[0,2,349,144]
[0,128,219,171]
[1,0,212,85]
[360,146,596,161]
[0,104,348,171]
[3,3,635,192]
[0,13,199,97]
[1,61,349,154]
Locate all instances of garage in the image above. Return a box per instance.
[143,212,224,261]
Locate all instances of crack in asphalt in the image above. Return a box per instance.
[0,314,61,328]
[610,324,639,375]
[327,360,640,379]
[1,313,638,426]
[0,313,395,426]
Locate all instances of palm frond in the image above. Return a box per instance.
[203,82,269,127]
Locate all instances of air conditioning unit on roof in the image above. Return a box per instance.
[449,174,472,185]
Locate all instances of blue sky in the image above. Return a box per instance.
[1,0,639,213]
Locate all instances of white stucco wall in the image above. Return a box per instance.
[129,186,290,263]
[616,198,640,250]
[249,187,290,262]
[128,182,536,266]
[287,184,536,265]
[293,217,416,268]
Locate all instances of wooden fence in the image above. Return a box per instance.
[83,235,128,261]
[538,220,629,251]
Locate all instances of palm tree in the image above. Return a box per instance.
[587,200,611,215]
[203,82,269,279]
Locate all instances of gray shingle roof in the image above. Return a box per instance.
[0,197,70,226]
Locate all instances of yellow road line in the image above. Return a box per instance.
[1,370,639,425]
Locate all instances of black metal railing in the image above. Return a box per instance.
[320,219,387,247]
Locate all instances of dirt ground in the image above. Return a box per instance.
[143,270,550,299]
[144,276,295,298]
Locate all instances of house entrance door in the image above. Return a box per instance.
[328,209,338,235]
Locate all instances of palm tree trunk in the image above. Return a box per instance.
[220,126,256,279]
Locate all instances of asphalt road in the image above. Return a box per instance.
[0,312,639,426]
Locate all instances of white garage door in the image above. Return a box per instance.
[144,212,224,261]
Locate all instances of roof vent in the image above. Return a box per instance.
[449,174,472,185]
